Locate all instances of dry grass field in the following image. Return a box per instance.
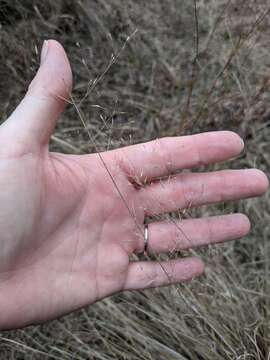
[0,0,269,359]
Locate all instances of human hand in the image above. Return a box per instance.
[0,40,268,330]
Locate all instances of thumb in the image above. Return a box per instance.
[1,40,73,153]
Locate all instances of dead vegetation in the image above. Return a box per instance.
[0,0,269,359]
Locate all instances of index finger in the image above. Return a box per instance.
[113,131,244,183]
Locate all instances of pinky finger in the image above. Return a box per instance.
[124,257,204,291]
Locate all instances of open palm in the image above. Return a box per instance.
[0,40,268,330]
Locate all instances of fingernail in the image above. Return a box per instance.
[239,137,245,150]
[40,40,49,65]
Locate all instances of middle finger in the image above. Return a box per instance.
[138,169,268,216]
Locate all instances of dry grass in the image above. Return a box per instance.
[0,0,270,358]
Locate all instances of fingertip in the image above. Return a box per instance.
[235,133,245,152]
[203,130,245,160]
[250,169,269,195]
[223,131,245,152]
[234,213,251,236]
[51,39,73,90]
[47,39,73,93]
[29,39,73,100]
[258,170,269,193]
[186,257,205,278]
[195,258,205,275]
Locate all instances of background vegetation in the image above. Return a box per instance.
[0,0,269,358]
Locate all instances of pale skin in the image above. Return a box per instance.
[0,40,268,330]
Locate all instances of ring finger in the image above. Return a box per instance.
[135,213,250,254]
